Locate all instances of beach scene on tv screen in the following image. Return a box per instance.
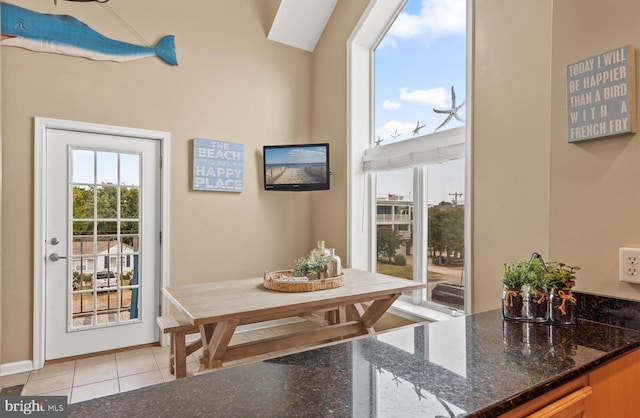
[265,146,328,185]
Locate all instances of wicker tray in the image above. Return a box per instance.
[263,270,345,293]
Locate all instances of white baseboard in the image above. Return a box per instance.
[0,360,34,376]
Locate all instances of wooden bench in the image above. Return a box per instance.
[156,313,202,379]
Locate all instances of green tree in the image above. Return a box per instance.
[428,206,444,257]
[428,202,464,263]
[377,226,404,263]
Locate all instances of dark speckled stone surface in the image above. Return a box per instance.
[575,291,640,331]
[67,309,640,418]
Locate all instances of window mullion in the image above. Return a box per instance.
[368,171,377,272]
[412,166,427,305]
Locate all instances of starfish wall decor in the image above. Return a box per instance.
[412,121,426,136]
[433,86,465,132]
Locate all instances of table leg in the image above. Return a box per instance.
[174,329,188,379]
[347,294,400,334]
[360,294,400,330]
[347,303,372,333]
[336,306,347,323]
[204,319,240,369]
[198,323,215,365]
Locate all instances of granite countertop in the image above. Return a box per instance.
[68,309,640,417]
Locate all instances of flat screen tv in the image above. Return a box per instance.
[263,143,330,191]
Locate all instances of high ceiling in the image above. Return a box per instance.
[267,0,339,52]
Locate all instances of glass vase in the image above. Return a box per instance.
[550,289,576,325]
[525,290,549,322]
[502,287,524,320]
[325,248,343,278]
[316,241,331,257]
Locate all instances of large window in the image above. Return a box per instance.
[348,0,469,314]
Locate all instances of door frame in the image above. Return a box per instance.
[33,117,171,369]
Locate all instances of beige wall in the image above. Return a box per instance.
[0,0,363,364]
[471,0,553,312]
[549,0,640,300]
[473,0,640,311]
[310,0,369,261]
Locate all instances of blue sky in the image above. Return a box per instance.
[374,0,466,203]
[375,0,466,142]
[264,145,327,165]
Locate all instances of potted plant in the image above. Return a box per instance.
[293,249,328,280]
[502,260,527,320]
[545,262,579,325]
[523,256,549,322]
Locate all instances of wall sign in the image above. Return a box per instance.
[567,45,636,142]
[193,138,244,192]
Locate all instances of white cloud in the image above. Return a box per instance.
[399,86,449,108]
[385,0,466,44]
[383,100,401,110]
[375,120,417,142]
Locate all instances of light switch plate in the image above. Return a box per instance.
[619,247,640,283]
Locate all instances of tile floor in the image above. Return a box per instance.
[0,321,321,404]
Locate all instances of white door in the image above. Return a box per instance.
[43,127,161,360]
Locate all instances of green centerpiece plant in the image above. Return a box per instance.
[502,260,527,320]
[545,262,580,325]
[293,249,328,280]
[524,256,550,322]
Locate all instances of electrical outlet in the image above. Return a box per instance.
[619,247,640,283]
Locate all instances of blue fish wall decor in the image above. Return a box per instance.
[1,2,178,65]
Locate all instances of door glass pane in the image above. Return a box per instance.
[72,237,94,256]
[120,153,140,186]
[72,185,94,219]
[73,221,94,236]
[69,148,143,329]
[97,186,118,219]
[97,222,117,235]
[376,168,414,287]
[96,152,118,184]
[72,150,95,184]
[121,235,139,249]
[426,158,465,310]
[120,187,139,219]
[121,221,139,234]
[72,257,92,289]
[72,293,95,327]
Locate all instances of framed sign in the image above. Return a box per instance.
[567,45,636,142]
[193,138,244,192]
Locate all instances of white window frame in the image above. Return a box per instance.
[347,0,473,316]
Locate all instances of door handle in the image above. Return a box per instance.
[49,253,67,262]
